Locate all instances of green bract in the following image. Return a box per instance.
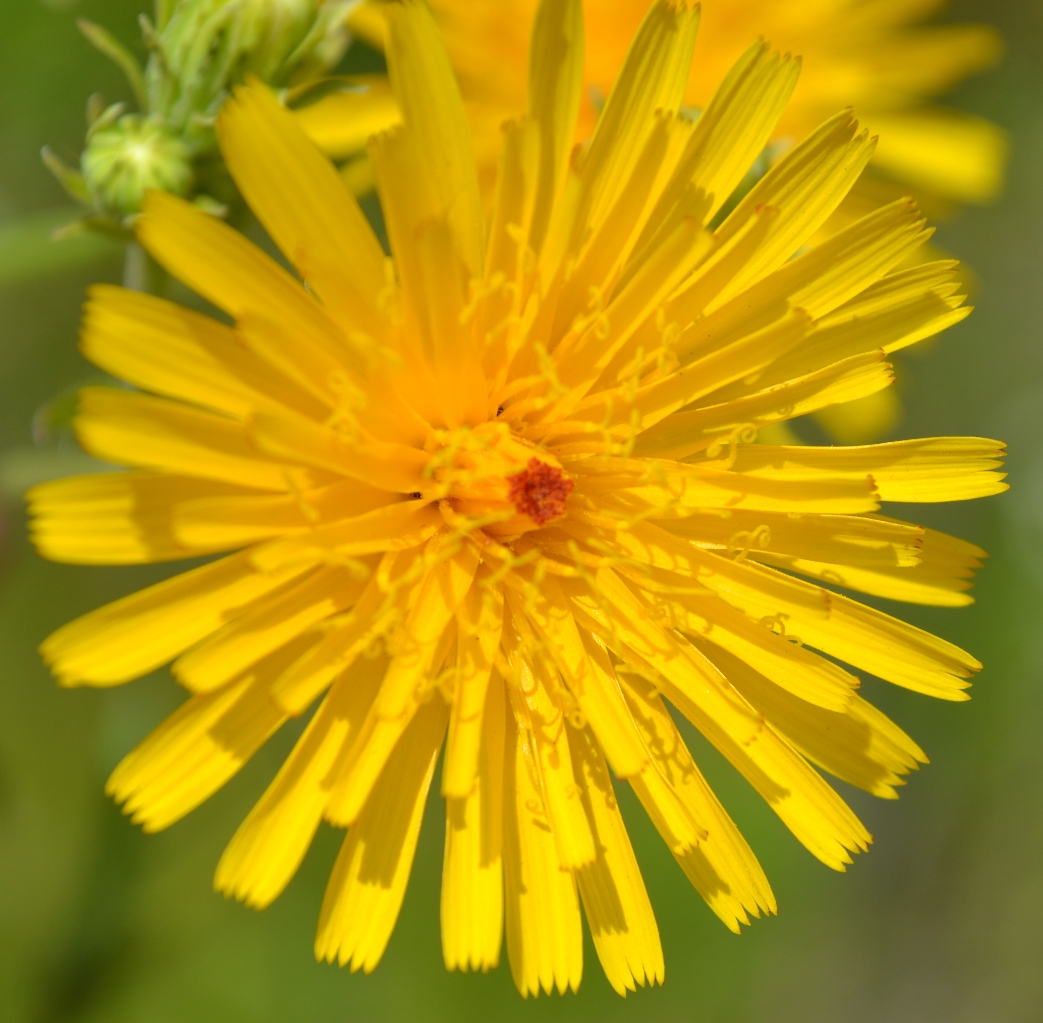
[147,0,354,144]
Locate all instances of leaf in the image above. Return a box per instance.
[77,19,147,111]
[40,148,92,206]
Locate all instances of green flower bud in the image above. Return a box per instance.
[81,114,193,218]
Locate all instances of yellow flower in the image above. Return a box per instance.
[325,0,1006,208]
[32,0,1006,998]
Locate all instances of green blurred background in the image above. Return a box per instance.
[1,1,1041,1019]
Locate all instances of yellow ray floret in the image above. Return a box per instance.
[33,0,1005,998]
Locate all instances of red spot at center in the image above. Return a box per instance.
[507,458,574,526]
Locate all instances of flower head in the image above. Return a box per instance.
[32,0,1006,997]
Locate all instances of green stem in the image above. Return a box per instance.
[122,240,166,294]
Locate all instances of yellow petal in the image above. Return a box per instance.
[714,110,876,292]
[617,564,859,712]
[729,438,1008,503]
[713,198,931,319]
[76,387,318,493]
[747,287,969,397]
[526,0,584,253]
[104,636,317,831]
[507,571,648,778]
[570,722,663,996]
[501,601,596,870]
[269,552,415,715]
[249,500,441,574]
[641,38,799,237]
[548,215,712,407]
[705,640,926,799]
[574,0,700,237]
[503,702,583,997]
[80,285,323,421]
[441,677,506,973]
[411,217,489,427]
[345,0,386,48]
[551,110,697,335]
[172,564,372,693]
[376,543,480,718]
[137,192,348,351]
[573,461,880,514]
[315,697,448,973]
[584,520,981,699]
[777,570,981,699]
[763,555,975,607]
[215,655,385,909]
[617,670,775,932]
[247,404,428,494]
[40,549,312,686]
[579,570,870,869]
[614,206,778,379]
[232,309,357,415]
[443,577,504,799]
[633,350,894,460]
[481,116,539,382]
[384,0,483,275]
[870,107,1008,203]
[218,79,390,343]
[756,522,985,608]
[662,508,923,568]
[327,544,477,825]
[28,471,252,565]
[294,76,402,160]
[172,478,391,550]
[568,308,813,437]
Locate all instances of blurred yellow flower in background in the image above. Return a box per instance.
[30,0,1006,999]
[325,0,1006,208]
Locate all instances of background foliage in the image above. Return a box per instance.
[1,1,1041,1019]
